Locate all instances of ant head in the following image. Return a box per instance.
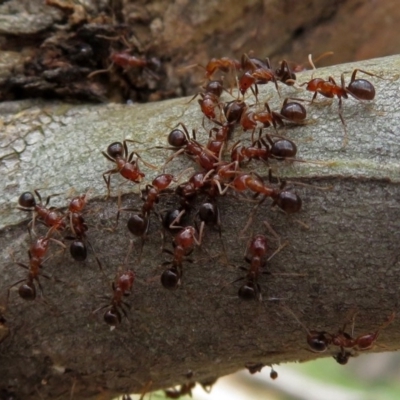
[276,191,302,214]
[168,129,189,147]
[18,282,36,300]
[18,192,36,208]
[104,308,121,326]
[161,267,181,289]
[205,80,223,97]
[307,331,330,352]
[238,282,258,301]
[127,214,149,237]
[107,142,124,159]
[70,240,87,262]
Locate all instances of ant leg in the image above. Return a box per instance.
[337,97,348,148]
[169,209,186,230]
[103,169,118,198]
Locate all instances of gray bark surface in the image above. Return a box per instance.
[0,55,400,399]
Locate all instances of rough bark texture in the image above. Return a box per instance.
[0,55,400,399]
[1,0,400,102]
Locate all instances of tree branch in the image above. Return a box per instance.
[1,55,400,400]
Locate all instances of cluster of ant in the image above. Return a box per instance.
[4,50,390,398]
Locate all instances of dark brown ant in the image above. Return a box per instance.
[18,190,66,233]
[102,140,155,197]
[94,268,135,326]
[161,222,202,290]
[164,382,195,399]
[205,120,235,157]
[8,230,65,301]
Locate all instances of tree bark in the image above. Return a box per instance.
[0,55,400,400]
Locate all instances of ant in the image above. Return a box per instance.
[229,173,302,214]
[8,229,65,301]
[331,312,395,352]
[301,69,382,145]
[231,134,297,164]
[239,54,276,93]
[18,190,66,233]
[163,123,218,172]
[205,120,235,158]
[234,232,287,301]
[193,79,224,120]
[164,382,196,399]
[161,221,203,290]
[102,140,155,197]
[93,242,136,326]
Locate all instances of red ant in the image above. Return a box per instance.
[96,270,135,326]
[239,54,279,97]
[231,134,297,164]
[195,80,224,120]
[8,230,65,301]
[301,69,381,145]
[102,140,155,197]
[331,312,395,352]
[161,221,203,290]
[163,123,218,171]
[234,233,287,301]
[164,382,196,399]
[229,173,302,214]
[18,190,66,233]
[204,57,241,80]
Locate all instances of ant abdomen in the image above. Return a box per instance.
[274,191,302,214]
[198,203,218,225]
[307,331,330,352]
[127,214,149,236]
[18,282,36,301]
[70,240,87,262]
[107,142,124,158]
[168,129,188,147]
[347,79,375,100]
[238,282,257,301]
[161,268,181,289]
[18,192,36,208]
[270,139,297,160]
[280,101,307,122]
[104,308,121,326]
